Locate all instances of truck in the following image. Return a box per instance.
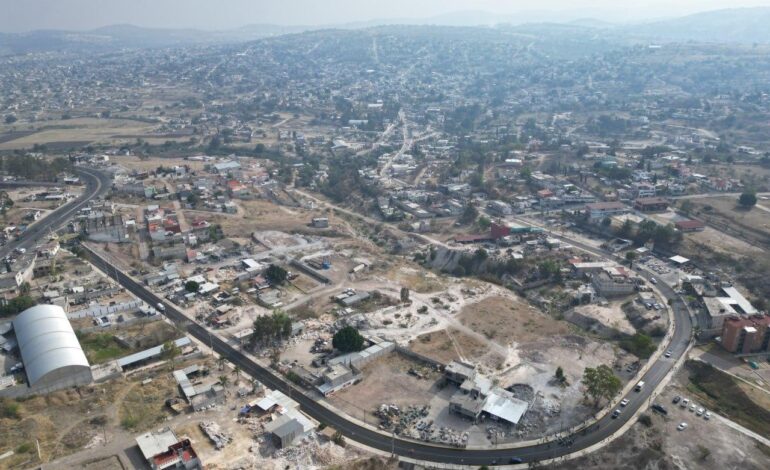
[634,381,645,392]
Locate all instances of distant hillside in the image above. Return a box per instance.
[0,24,309,55]
[3,7,770,56]
[629,7,770,44]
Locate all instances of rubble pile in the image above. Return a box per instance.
[200,421,232,449]
[375,403,429,435]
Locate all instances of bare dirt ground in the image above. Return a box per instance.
[573,301,637,335]
[548,381,770,470]
[385,265,447,293]
[329,353,441,422]
[457,295,572,345]
[0,118,157,150]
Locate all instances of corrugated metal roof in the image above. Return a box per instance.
[117,337,191,368]
[13,305,90,386]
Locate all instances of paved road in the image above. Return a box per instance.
[80,227,694,466]
[0,166,110,260]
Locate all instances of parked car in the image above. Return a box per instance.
[704,411,711,420]
[689,403,697,412]
[652,404,668,415]
[672,395,681,404]
[677,422,689,431]
[696,407,705,416]
[681,398,689,408]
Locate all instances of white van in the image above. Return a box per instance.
[634,381,645,392]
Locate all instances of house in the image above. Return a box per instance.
[487,200,512,216]
[136,428,202,470]
[312,217,329,228]
[591,266,637,297]
[585,201,628,222]
[445,361,477,385]
[264,415,306,448]
[675,219,705,232]
[633,197,669,212]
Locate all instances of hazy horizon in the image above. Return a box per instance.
[2,0,770,33]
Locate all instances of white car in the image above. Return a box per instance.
[681,398,689,408]
[665,350,672,358]
[704,411,711,420]
[677,422,688,431]
[696,407,705,416]
[620,398,630,407]
[689,403,697,412]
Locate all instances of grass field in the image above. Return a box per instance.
[0,117,158,150]
[686,196,770,246]
[685,360,770,438]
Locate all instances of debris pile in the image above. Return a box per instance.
[375,403,429,435]
[200,421,232,449]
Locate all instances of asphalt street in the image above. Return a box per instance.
[81,234,694,466]
[0,166,111,260]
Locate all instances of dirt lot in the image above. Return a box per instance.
[0,363,181,470]
[457,295,572,345]
[687,196,770,246]
[409,328,491,366]
[0,118,158,150]
[386,265,447,294]
[328,353,441,421]
[573,301,636,335]
[548,374,770,470]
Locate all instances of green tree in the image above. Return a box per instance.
[458,204,479,225]
[266,264,288,285]
[555,366,566,385]
[4,114,17,124]
[332,326,365,353]
[625,251,637,266]
[739,191,757,208]
[184,280,200,293]
[616,219,634,239]
[251,310,292,346]
[161,340,181,368]
[582,365,622,407]
[400,287,410,303]
[0,295,35,318]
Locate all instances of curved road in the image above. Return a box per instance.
[0,166,110,260]
[81,226,694,467]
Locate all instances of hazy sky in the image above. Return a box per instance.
[2,0,770,32]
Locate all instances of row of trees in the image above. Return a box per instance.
[614,219,682,249]
[251,311,293,346]
[0,155,73,181]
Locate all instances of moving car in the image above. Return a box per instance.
[612,409,622,419]
[650,277,658,284]
[665,350,672,358]
[677,422,688,431]
[620,398,630,407]
[509,457,524,464]
[634,381,645,392]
